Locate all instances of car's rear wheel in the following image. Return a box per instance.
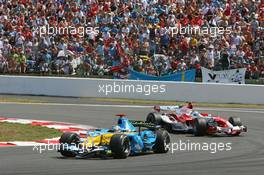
[59,132,80,157]
[146,113,162,125]
[153,129,170,153]
[228,117,242,126]
[193,118,207,136]
[110,134,131,159]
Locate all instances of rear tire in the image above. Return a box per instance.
[153,129,170,153]
[110,134,131,159]
[59,132,80,157]
[228,117,242,126]
[193,118,207,136]
[146,113,162,125]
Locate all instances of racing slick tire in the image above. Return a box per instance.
[146,113,162,125]
[153,129,170,153]
[110,134,131,159]
[228,117,242,126]
[59,132,80,157]
[193,118,207,136]
[163,123,173,133]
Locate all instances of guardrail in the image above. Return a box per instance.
[0,75,263,104]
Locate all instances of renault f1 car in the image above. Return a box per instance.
[146,104,247,136]
[58,114,170,159]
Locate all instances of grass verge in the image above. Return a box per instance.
[94,98,264,109]
[0,97,45,103]
[0,95,263,109]
[0,122,62,142]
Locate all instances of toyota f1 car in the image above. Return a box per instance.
[146,104,247,136]
[58,114,170,159]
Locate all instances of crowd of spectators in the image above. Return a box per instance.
[0,0,263,79]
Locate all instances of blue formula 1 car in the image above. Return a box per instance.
[58,114,170,159]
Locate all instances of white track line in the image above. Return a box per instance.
[1,102,264,114]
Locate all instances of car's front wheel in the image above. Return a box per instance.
[59,132,80,157]
[228,117,242,126]
[163,123,173,133]
[110,134,131,159]
[146,113,162,125]
[193,118,207,136]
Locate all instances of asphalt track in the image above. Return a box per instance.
[0,102,264,175]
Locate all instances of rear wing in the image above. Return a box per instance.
[129,120,160,130]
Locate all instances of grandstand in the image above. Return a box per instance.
[0,0,263,82]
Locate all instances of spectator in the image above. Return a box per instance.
[0,0,262,81]
[206,45,215,69]
[178,59,187,72]
[219,49,230,70]
[0,50,8,73]
[248,61,259,79]
[259,60,264,78]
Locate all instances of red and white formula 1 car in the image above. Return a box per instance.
[146,103,247,136]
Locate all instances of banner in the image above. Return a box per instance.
[201,67,246,84]
[128,69,196,82]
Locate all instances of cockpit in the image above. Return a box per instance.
[190,111,203,118]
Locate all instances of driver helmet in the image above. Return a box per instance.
[192,111,200,117]
[112,125,121,132]
[187,102,193,109]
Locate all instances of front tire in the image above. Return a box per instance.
[228,117,242,126]
[146,113,162,125]
[163,123,173,133]
[110,134,131,159]
[59,132,80,157]
[193,118,207,136]
[153,129,170,153]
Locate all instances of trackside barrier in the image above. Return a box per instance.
[0,75,263,104]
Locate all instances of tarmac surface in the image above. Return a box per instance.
[0,99,263,175]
